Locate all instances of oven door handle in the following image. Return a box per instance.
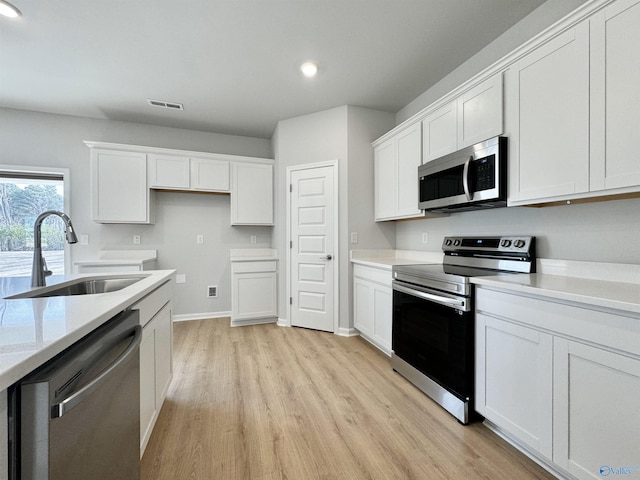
[393,283,466,310]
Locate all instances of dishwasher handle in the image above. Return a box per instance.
[51,325,142,418]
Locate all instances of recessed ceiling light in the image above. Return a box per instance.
[0,0,21,18]
[300,62,318,78]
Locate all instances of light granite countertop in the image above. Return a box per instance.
[350,249,443,270]
[0,270,175,390]
[471,259,640,315]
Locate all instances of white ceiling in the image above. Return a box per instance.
[0,0,547,139]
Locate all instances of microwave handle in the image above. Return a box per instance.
[463,156,473,201]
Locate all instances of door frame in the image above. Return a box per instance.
[285,160,340,333]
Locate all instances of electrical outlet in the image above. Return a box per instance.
[133,235,141,245]
[80,234,89,245]
[207,285,218,298]
[250,235,257,244]
[422,232,429,244]
[175,274,186,284]
[197,234,204,244]
[350,232,358,244]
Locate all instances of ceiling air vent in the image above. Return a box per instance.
[147,99,184,110]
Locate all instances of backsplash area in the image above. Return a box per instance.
[395,196,640,264]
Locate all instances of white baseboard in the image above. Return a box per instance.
[277,317,291,327]
[336,327,358,337]
[230,317,277,327]
[172,311,231,322]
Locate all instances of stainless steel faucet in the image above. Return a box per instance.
[31,210,78,287]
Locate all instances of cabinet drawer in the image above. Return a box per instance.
[232,261,277,274]
[132,281,172,327]
[476,287,640,358]
[353,264,391,286]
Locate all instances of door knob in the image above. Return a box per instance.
[325,255,333,260]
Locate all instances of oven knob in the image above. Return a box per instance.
[514,239,526,248]
[453,239,461,246]
[445,239,452,246]
[501,239,512,248]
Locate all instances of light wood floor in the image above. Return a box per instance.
[141,319,555,480]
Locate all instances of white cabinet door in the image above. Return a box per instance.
[191,157,230,192]
[353,278,373,338]
[374,139,397,221]
[508,23,590,203]
[231,261,278,325]
[476,313,553,459]
[374,124,423,221]
[590,0,640,191]
[371,283,392,354]
[230,162,273,225]
[91,149,154,224]
[139,319,157,451]
[422,101,457,162]
[396,123,423,218]
[353,265,392,355]
[148,154,190,189]
[458,73,503,148]
[553,339,640,480]
[154,303,173,408]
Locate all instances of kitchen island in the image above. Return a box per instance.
[0,270,175,480]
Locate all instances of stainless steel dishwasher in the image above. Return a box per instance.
[9,309,141,480]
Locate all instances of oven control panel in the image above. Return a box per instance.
[442,236,535,255]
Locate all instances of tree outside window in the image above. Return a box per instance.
[0,175,65,276]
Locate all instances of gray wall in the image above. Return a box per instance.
[0,107,273,316]
[272,105,395,331]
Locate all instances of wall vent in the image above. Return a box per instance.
[147,99,184,110]
[207,285,218,298]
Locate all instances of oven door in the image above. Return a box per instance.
[392,280,474,401]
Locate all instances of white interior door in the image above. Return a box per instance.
[289,164,336,332]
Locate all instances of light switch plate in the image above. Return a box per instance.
[175,274,186,284]
[350,232,358,244]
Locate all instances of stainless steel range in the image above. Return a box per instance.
[391,235,536,424]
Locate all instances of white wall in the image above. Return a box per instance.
[0,107,273,316]
[272,106,395,331]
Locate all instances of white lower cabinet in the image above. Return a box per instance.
[134,282,173,456]
[353,264,392,355]
[476,287,640,479]
[553,339,640,480]
[231,260,278,326]
[475,314,553,459]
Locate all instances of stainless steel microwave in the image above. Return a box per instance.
[418,136,507,213]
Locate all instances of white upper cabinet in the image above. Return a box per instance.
[86,141,273,226]
[507,23,590,203]
[423,74,503,163]
[231,162,273,225]
[147,154,190,189]
[422,101,458,162]
[90,148,154,224]
[457,74,503,148]
[590,0,640,191]
[148,155,229,192]
[374,122,424,221]
[509,0,640,205]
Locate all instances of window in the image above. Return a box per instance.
[0,169,68,277]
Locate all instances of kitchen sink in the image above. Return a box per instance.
[6,275,148,299]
